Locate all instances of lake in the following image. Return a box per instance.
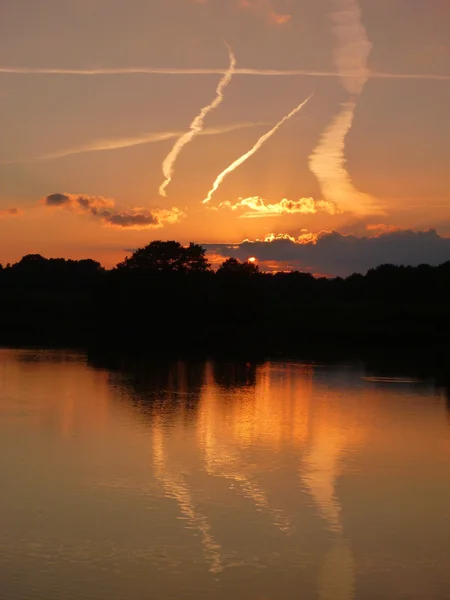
[1,348,450,600]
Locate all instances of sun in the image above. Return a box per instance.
[248,257,257,263]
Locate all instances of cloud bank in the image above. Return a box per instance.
[43,193,184,230]
[218,196,339,218]
[205,229,450,276]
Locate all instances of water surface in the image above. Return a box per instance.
[1,349,450,599]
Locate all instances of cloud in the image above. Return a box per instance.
[3,122,263,164]
[269,12,291,25]
[308,0,380,215]
[104,208,185,230]
[309,102,382,215]
[366,223,401,234]
[329,0,373,96]
[45,193,71,206]
[42,193,184,230]
[43,193,115,215]
[0,207,21,217]
[237,0,292,25]
[205,229,450,276]
[261,231,320,243]
[218,196,340,218]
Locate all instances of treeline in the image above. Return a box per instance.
[1,241,450,354]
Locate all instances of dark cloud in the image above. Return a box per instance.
[205,229,450,276]
[42,192,184,230]
[77,196,94,209]
[104,212,159,228]
[102,207,184,229]
[45,193,70,206]
[44,193,114,214]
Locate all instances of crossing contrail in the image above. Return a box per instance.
[202,93,313,205]
[159,44,236,197]
[1,122,263,164]
[0,65,448,81]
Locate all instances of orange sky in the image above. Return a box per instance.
[0,0,449,272]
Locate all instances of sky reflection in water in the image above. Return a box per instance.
[1,350,450,600]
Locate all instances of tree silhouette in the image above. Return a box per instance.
[116,241,211,274]
[217,257,260,277]
[14,254,47,271]
[2,240,450,354]
[10,254,103,277]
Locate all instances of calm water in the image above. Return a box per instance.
[1,349,450,600]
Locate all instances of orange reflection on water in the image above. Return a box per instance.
[152,414,223,574]
[302,390,371,534]
[198,362,313,451]
[0,350,111,438]
[2,351,450,600]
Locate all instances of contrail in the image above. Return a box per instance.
[159,44,236,197]
[309,0,383,215]
[202,93,313,204]
[309,102,381,215]
[1,122,263,164]
[0,65,449,81]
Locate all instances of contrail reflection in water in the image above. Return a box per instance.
[152,417,223,574]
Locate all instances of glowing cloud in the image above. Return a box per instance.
[366,223,401,233]
[261,231,320,243]
[42,193,184,230]
[309,0,381,215]
[159,44,236,197]
[202,93,313,204]
[269,12,292,25]
[219,196,339,218]
[237,0,292,25]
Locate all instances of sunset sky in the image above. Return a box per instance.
[1,0,449,275]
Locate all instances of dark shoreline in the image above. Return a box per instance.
[3,340,450,384]
[3,247,450,375]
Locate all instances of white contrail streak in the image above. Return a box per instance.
[309,102,379,215]
[309,0,382,215]
[330,0,373,97]
[202,93,313,205]
[159,44,236,197]
[0,65,449,81]
[1,122,263,164]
